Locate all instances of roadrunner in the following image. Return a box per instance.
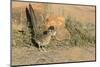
[34,26,56,52]
[28,4,56,52]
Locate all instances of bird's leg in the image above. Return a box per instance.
[42,46,47,52]
[38,45,43,52]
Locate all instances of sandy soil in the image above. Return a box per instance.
[12,46,95,65]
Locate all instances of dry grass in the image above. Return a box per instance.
[65,16,95,47]
[12,1,96,48]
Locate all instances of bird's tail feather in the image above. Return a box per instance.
[29,4,37,36]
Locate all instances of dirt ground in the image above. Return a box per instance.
[12,46,95,65]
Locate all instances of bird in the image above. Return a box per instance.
[28,4,56,52]
[34,26,56,52]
